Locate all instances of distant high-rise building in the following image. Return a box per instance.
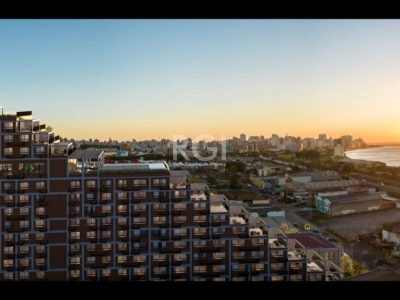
[334,144,345,157]
[318,134,326,141]
[271,134,280,147]
[341,135,353,150]
[239,133,246,141]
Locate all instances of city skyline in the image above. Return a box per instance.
[1,20,400,143]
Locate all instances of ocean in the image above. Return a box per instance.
[345,146,400,167]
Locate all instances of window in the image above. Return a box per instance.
[117,205,127,213]
[70,181,80,188]
[69,219,80,227]
[86,218,96,226]
[133,203,146,211]
[20,147,29,155]
[173,203,187,210]
[133,255,146,262]
[36,207,45,215]
[70,232,80,240]
[117,256,127,264]
[118,192,128,200]
[173,241,186,249]
[193,215,206,222]
[35,233,44,240]
[174,254,186,261]
[19,246,29,253]
[86,180,96,188]
[87,257,95,264]
[36,246,45,254]
[4,148,13,155]
[4,246,14,254]
[133,179,146,186]
[36,271,45,279]
[102,231,112,239]
[86,231,96,239]
[35,146,45,154]
[4,208,13,215]
[213,265,225,272]
[152,216,166,224]
[35,220,45,228]
[35,258,45,266]
[133,268,146,275]
[193,228,207,235]
[193,265,207,273]
[70,270,80,278]
[102,193,111,201]
[19,233,29,241]
[3,259,14,267]
[232,252,245,259]
[20,258,30,267]
[118,217,128,225]
[4,134,14,143]
[118,230,127,238]
[194,202,207,210]
[0,163,13,176]
[36,182,45,189]
[20,207,29,215]
[20,134,30,142]
[133,191,146,199]
[213,252,226,260]
[173,228,187,236]
[18,194,29,203]
[117,179,127,187]
[87,270,96,277]
[101,256,111,264]
[194,240,206,248]
[102,243,112,251]
[153,203,167,210]
[251,251,264,258]
[19,182,29,190]
[102,205,112,213]
[102,180,112,187]
[153,254,166,261]
[152,178,167,186]
[70,257,81,265]
[153,267,166,275]
[133,217,146,224]
[173,266,186,274]
[118,269,128,276]
[20,220,29,228]
[232,240,245,247]
[4,135,13,142]
[173,215,187,223]
[4,122,14,129]
[117,243,128,251]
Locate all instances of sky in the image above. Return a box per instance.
[1,19,400,144]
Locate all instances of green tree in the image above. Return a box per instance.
[46,125,53,131]
[229,174,241,189]
[207,175,217,185]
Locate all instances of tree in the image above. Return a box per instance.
[46,125,53,132]
[207,175,217,185]
[229,174,241,189]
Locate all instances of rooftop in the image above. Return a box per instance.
[305,179,360,190]
[210,204,228,214]
[307,261,324,273]
[287,233,335,249]
[99,162,169,173]
[69,149,104,160]
[321,191,383,205]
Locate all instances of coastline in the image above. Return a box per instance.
[344,145,400,168]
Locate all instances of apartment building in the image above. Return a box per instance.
[0,110,339,281]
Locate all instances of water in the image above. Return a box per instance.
[345,146,400,167]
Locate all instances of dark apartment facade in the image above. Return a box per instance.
[0,111,340,281]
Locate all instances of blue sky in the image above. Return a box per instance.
[1,20,400,142]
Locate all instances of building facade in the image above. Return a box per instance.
[0,111,338,281]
